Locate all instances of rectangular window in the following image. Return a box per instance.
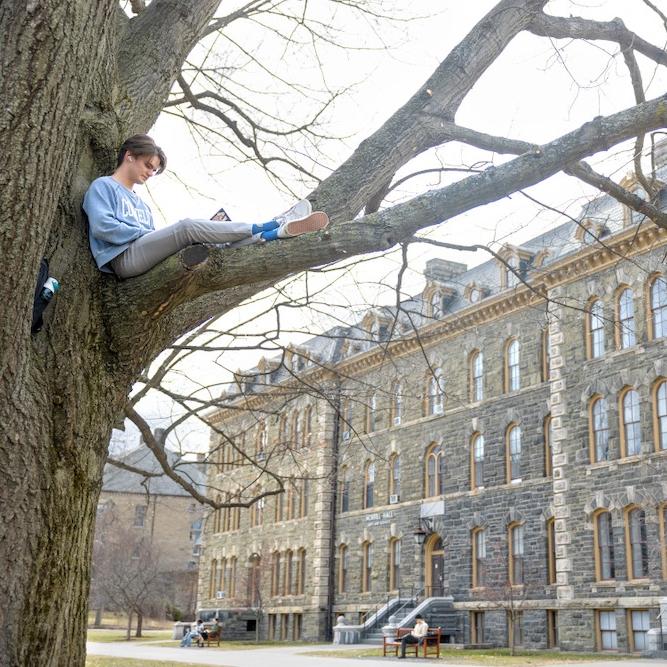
[473,529,486,588]
[470,611,485,644]
[292,613,303,640]
[508,611,523,647]
[547,610,558,649]
[627,609,650,652]
[597,610,618,650]
[280,614,289,640]
[268,614,276,640]
[510,524,524,585]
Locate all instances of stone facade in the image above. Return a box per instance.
[198,181,667,652]
[94,446,206,618]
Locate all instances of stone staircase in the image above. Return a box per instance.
[360,596,462,645]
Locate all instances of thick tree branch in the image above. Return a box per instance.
[528,13,667,66]
[426,118,667,227]
[104,93,667,371]
[117,0,222,131]
[308,0,548,222]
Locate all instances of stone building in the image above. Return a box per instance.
[94,445,206,618]
[198,172,667,652]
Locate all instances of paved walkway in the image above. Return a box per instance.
[87,641,667,667]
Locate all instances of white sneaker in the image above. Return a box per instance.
[274,199,312,225]
[277,211,329,238]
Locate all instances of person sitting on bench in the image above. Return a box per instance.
[398,615,429,659]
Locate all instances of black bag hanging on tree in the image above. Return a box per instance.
[31,258,60,334]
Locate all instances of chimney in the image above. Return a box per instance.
[424,258,468,284]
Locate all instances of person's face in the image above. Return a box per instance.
[126,153,161,184]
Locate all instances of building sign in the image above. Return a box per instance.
[365,511,394,527]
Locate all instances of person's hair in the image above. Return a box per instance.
[415,615,423,620]
[116,134,166,173]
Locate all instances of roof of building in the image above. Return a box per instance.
[223,159,667,397]
[102,446,206,497]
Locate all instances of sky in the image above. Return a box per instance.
[110,0,667,456]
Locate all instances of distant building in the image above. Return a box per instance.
[93,445,206,618]
[198,166,667,651]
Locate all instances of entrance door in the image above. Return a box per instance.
[426,535,445,596]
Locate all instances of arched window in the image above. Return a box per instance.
[228,557,237,598]
[297,548,306,595]
[505,339,520,392]
[284,549,294,595]
[470,350,484,402]
[286,480,297,520]
[209,559,218,599]
[232,494,241,531]
[472,527,487,588]
[278,414,288,445]
[388,454,401,501]
[471,433,485,490]
[299,479,306,518]
[271,551,281,596]
[218,557,226,596]
[650,275,667,339]
[293,410,304,448]
[363,461,375,509]
[587,299,605,359]
[275,489,284,522]
[616,288,636,349]
[508,522,524,585]
[427,368,445,416]
[654,379,667,451]
[620,388,641,457]
[213,494,222,533]
[247,554,261,605]
[625,507,649,579]
[303,405,313,447]
[250,492,264,527]
[389,538,401,591]
[425,443,445,497]
[546,517,556,585]
[340,398,353,441]
[430,290,443,319]
[589,396,610,463]
[365,392,377,433]
[594,510,615,581]
[256,420,267,458]
[338,544,348,593]
[339,465,350,513]
[506,424,522,484]
[391,381,403,426]
[544,415,553,477]
[361,541,373,592]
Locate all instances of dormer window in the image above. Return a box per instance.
[498,245,533,289]
[431,291,443,319]
[575,219,609,245]
[464,282,489,304]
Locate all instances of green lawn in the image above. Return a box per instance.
[86,658,225,667]
[87,629,174,643]
[303,647,630,665]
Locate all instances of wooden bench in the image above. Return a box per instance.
[382,626,441,658]
[196,626,221,647]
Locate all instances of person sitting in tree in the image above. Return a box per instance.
[83,134,328,279]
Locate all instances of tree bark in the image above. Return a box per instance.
[135,611,143,638]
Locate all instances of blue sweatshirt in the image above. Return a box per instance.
[83,176,155,272]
